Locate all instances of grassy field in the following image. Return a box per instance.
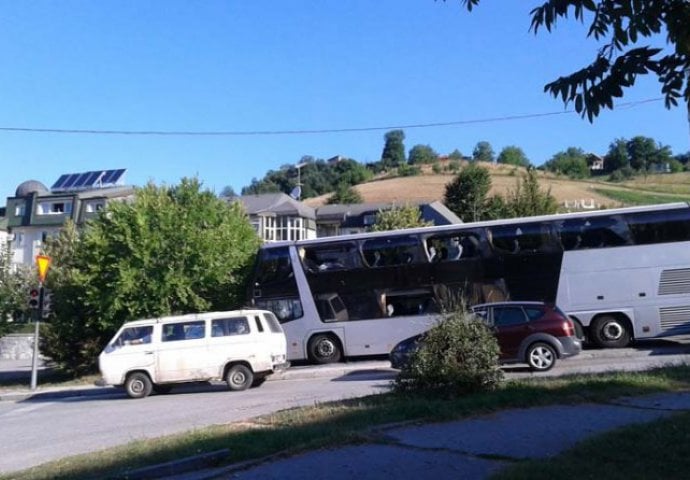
[5,365,690,480]
[303,164,690,211]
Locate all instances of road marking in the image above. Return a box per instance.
[0,402,55,417]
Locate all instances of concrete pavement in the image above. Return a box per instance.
[164,391,690,480]
[3,357,690,479]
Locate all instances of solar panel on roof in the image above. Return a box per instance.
[50,168,127,191]
[72,172,91,188]
[51,174,70,190]
[63,174,80,189]
[102,168,126,185]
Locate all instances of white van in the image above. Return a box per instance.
[99,309,288,398]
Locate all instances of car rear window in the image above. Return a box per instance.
[524,307,545,321]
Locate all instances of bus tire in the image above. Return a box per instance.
[308,334,342,364]
[591,315,631,348]
[125,372,153,399]
[526,342,557,372]
[226,364,254,391]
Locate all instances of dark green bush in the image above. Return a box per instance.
[393,309,503,396]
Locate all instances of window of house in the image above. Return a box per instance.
[14,204,25,216]
[14,233,24,248]
[85,201,105,213]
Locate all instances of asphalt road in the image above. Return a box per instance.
[1,337,690,475]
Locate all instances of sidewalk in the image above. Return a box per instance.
[167,391,690,480]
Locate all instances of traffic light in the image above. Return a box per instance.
[42,290,53,319]
[28,288,40,310]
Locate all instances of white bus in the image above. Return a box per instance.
[247,202,690,363]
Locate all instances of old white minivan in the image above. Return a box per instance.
[99,309,288,398]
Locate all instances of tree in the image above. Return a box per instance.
[604,138,630,173]
[497,146,530,167]
[327,184,363,204]
[502,168,559,217]
[444,163,492,222]
[371,204,433,232]
[219,185,237,198]
[448,149,464,160]
[627,136,673,172]
[381,130,406,169]
[42,178,261,375]
[0,249,33,334]
[458,1,690,121]
[408,144,439,164]
[544,147,590,178]
[472,141,495,163]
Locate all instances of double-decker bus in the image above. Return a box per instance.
[247,202,690,363]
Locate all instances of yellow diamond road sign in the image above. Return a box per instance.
[36,255,52,283]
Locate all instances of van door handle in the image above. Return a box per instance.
[144,351,154,355]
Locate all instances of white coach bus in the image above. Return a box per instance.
[247,202,690,363]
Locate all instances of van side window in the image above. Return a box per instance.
[162,321,205,342]
[254,316,264,332]
[211,317,251,337]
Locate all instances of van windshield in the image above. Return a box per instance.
[112,326,153,348]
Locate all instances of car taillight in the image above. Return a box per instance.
[562,319,574,336]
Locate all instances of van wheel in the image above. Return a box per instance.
[153,384,173,395]
[308,334,342,364]
[125,372,153,399]
[526,342,557,372]
[591,315,631,348]
[226,364,254,391]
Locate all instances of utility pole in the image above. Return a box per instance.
[30,255,51,391]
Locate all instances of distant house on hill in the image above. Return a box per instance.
[587,154,605,172]
[235,194,461,242]
[314,201,461,237]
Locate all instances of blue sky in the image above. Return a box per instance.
[1,1,688,203]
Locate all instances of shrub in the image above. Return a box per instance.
[393,308,503,396]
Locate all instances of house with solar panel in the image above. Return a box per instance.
[5,169,134,267]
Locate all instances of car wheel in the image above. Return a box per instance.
[308,334,342,364]
[125,372,153,399]
[226,364,254,391]
[153,384,173,395]
[591,315,631,348]
[526,342,557,372]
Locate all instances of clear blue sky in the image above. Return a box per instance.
[1,1,688,203]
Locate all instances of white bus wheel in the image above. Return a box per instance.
[308,334,342,364]
[591,315,631,348]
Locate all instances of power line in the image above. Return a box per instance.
[0,98,664,137]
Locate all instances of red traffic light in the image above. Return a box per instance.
[29,288,40,309]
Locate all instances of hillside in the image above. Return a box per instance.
[303,162,690,210]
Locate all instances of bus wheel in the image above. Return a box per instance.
[591,315,631,348]
[226,364,254,391]
[526,342,557,372]
[308,334,342,364]
[125,372,153,399]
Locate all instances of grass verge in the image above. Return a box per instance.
[494,411,690,479]
[592,187,690,205]
[5,365,690,480]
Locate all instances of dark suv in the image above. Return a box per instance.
[390,302,582,372]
